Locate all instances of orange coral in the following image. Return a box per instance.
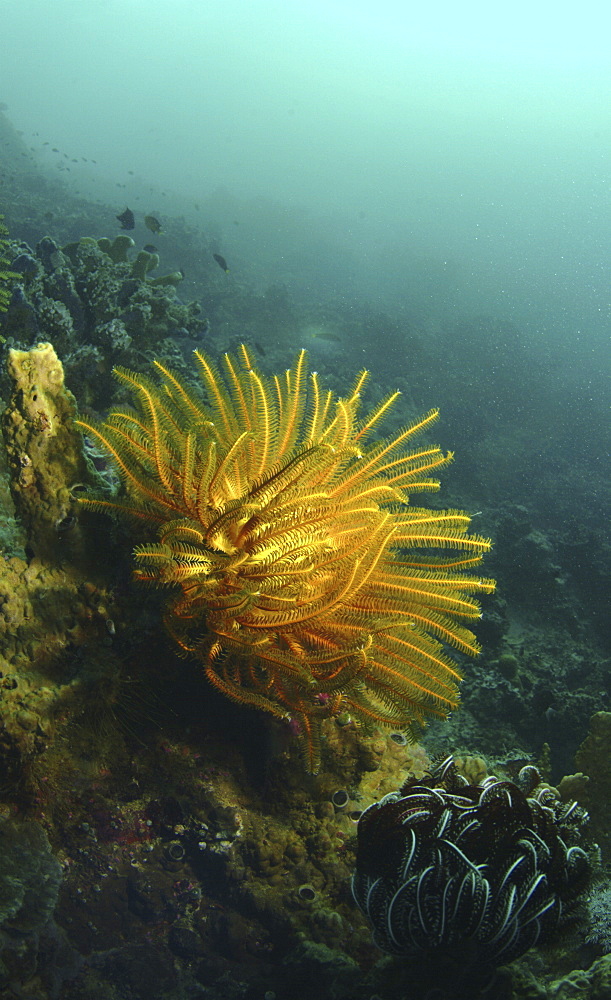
[77,345,494,770]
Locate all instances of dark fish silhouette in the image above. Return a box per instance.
[143,244,157,253]
[116,207,135,230]
[213,253,229,273]
[144,215,162,234]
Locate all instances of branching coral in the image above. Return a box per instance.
[76,345,495,770]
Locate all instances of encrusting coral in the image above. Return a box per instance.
[77,345,495,770]
[0,343,127,789]
[0,214,18,315]
[2,342,90,561]
[572,711,611,859]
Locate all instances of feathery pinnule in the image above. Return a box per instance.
[77,346,494,772]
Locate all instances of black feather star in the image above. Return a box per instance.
[352,757,590,985]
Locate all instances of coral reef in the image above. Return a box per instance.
[0,344,465,1000]
[574,711,611,858]
[0,694,435,1000]
[1,235,207,410]
[0,215,19,316]
[0,99,608,998]
[0,343,130,800]
[0,344,603,1000]
[546,955,611,999]
[76,344,495,771]
[442,619,611,783]
[0,815,63,987]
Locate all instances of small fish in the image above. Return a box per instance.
[254,341,266,357]
[143,244,157,253]
[116,207,135,230]
[213,253,229,273]
[144,215,162,233]
[308,329,341,344]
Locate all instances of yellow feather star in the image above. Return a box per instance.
[76,345,495,771]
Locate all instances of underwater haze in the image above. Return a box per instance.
[1,0,610,370]
[2,6,611,998]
